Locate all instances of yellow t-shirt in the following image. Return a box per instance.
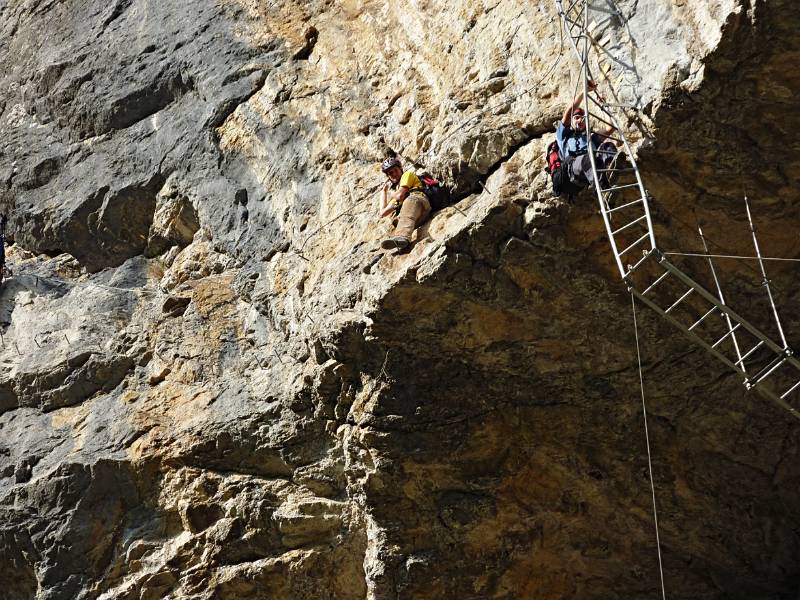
[399,171,422,191]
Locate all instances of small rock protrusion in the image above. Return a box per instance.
[312,339,328,364]
[148,357,171,386]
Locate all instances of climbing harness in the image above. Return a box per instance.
[555,0,800,422]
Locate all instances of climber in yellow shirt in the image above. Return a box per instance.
[379,157,431,250]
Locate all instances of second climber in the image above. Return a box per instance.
[555,80,618,192]
[378,157,431,250]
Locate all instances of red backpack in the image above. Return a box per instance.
[544,140,562,176]
[543,139,584,197]
[418,175,452,211]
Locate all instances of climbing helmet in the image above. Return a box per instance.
[381,157,402,173]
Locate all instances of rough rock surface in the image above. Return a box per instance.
[0,0,799,598]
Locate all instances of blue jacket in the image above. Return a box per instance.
[556,122,602,160]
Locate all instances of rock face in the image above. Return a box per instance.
[0,0,799,598]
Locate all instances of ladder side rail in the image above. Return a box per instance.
[638,255,789,370]
[635,289,800,421]
[644,273,748,366]
[584,96,656,259]
[556,0,586,56]
[567,7,655,271]
[556,0,655,263]
[578,4,628,278]
[658,257,800,369]
[754,386,800,420]
[555,0,800,421]
[632,290,740,372]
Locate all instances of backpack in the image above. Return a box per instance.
[543,140,584,197]
[419,175,452,211]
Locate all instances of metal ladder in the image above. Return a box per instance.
[554,0,800,420]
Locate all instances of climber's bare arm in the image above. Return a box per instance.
[391,186,409,203]
[380,202,397,218]
[378,184,390,217]
[380,185,409,218]
[562,93,582,125]
[562,81,598,125]
[596,124,616,139]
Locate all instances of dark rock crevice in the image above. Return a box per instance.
[447,118,554,201]
[100,0,134,32]
[293,26,319,61]
[207,70,269,131]
[92,65,195,138]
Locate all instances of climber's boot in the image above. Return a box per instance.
[382,192,430,250]
[381,236,410,250]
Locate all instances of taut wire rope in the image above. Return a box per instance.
[631,292,667,600]
[662,251,800,264]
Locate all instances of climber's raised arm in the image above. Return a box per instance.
[562,80,597,125]
[596,123,616,140]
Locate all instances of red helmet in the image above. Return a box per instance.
[573,108,585,117]
[381,157,402,172]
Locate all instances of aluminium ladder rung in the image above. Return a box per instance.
[587,110,617,130]
[751,355,789,386]
[735,341,765,366]
[642,270,671,296]
[556,0,800,422]
[688,307,718,331]
[711,323,742,349]
[626,251,653,275]
[664,288,694,314]
[660,259,793,360]
[607,198,644,213]
[603,182,641,194]
[781,379,800,400]
[588,15,615,32]
[597,133,625,145]
[619,232,650,257]
[612,214,647,236]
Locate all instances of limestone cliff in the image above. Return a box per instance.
[0,0,799,598]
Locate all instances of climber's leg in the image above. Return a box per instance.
[382,191,431,249]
